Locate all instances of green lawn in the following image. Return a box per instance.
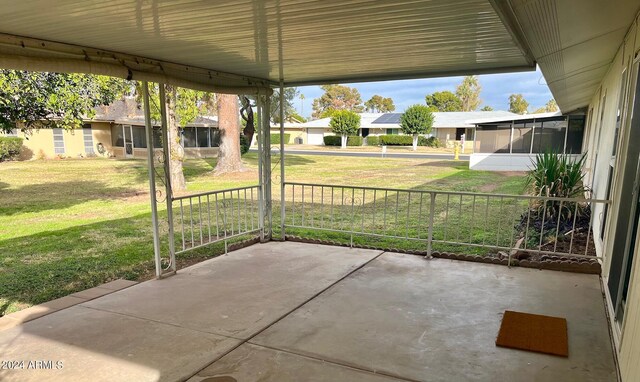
[0,154,526,315]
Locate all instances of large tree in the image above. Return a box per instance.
[0,70,130,132]
[142,84,215,191]
[311,84,364,119]
[214,94,245,174]
[534,98,559,113]
[456,76,482,111]
[425,91,463,112]
[364,95,395,112]
[399,104,434,151]
[329,110,361,149]
[509,94,530,114]
[270,87,301,123]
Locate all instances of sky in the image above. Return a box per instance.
[294,67,553,118]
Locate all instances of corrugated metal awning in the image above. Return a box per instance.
[0,0,535,93]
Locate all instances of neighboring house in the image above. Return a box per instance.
[467,112,586,171]
[294,111,517,149]
[268,122,307,144]
[1,98,220,160]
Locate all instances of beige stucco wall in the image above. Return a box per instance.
[269,128,306,144]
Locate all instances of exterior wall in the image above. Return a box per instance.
[470,153,532,171]
[90,122,115,157]
[583,13,640,382]
[269,128,306,144]
[469,153,581,171]
[4,126,95,160]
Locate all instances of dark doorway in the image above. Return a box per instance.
[361,128,370,137]
[455,128,465,140]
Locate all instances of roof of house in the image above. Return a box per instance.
[91,98,218,127]
[301,111,518,129]
[466,111,563,125]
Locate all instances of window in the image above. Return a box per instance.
[210,128,221,147]
[613,68,629,157]
[532,117,566,153]
[111,125,124,147]
[152,127,162,148]
[53,128,65,154]
[566,116,585,154]
[197,127,209,147]
[511,120,534,153]
[474,123,511,153]
[132,126,147,148]
[82,124,94,154]
[181,127,196,147]
[386,128,399,135]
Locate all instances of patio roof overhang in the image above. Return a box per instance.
[496,0,640,112]
[0,0,536,94]
[0,1,638,110]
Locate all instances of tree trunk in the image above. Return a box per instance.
[214,94,245,174]
[239,96,255,146]
[412,134,418,151]
[341,134,347,149]
[165,84,186,191]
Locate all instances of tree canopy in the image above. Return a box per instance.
[480,105,494,111]
[329,110,361,136]
[533,98,558,113]
[270,87,301,123]
[425,91,463,112]
[364,95,395,112]
[456,76,482,111]
[509,94,529,114]
[399,104,434,135]
[0,70,130,132]
[312,84,364,119]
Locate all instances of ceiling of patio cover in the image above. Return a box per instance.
[0,0,534,93]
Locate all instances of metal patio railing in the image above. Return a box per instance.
[282,182,609,264]
[173,185,263,254]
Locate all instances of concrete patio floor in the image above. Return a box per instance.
[0,242,617,382]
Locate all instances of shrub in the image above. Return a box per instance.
[240,134,250,155]
[366,136,380,146]
[329,110,361,137]
[379,135,413,145]
[0,137,23,161]
[270,133,291,144]
[323,135,362,146]
[418,136,442,148]
[526,151,588,219]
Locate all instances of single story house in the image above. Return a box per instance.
[1,99,220,160]
[468,111,586,171]
[294,111,517,149]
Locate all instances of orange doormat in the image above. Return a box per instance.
[496,310,568,357]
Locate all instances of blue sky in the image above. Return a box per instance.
[294,67,553,118]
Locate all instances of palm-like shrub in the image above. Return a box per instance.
[526,151,588,223]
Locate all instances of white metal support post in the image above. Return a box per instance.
[279,81,286,240]
[261,94,273,240]
[256,96,265,241]
[141,81,163,278]
[158,84,177,275]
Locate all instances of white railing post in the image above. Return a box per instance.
[427,192,436,258]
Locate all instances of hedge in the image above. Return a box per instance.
[377,135,442,148]
[270,133,291,144]
[366,136,380,146]
[0,137,23,161]
[323,135,363,146]
[379,135,413,146]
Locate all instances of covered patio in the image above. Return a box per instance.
[0,242,616,382]
[1,0,637,380]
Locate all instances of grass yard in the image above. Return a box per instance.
[0,154,526,315]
